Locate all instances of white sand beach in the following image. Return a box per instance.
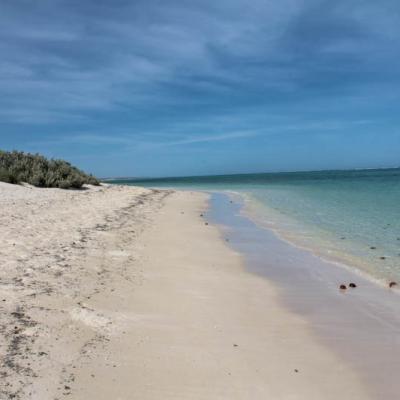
[0,183,371,399]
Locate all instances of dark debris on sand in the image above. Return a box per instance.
[0,187,172,399]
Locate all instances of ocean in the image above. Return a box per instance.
[110,168,400,283]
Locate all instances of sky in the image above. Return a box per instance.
[1,0,400,177]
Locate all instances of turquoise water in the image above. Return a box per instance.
[110,168,400,282]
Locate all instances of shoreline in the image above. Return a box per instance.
[0,182,395,399]
[148,184,399,288]
[208,192,400,399]
[71,189,369,400]
[239,191,399,290]
[197,187,398,289]
[146,185,398,289]
[239,190,400,286]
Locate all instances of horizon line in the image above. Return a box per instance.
[102,165,400,181]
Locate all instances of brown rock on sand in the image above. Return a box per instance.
[349,283,357,288]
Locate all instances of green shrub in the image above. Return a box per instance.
[0,167,17,184]
[0,150,100,189]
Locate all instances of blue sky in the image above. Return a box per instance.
[1,0,400,177]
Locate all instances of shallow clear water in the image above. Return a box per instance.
[110,168,400,282]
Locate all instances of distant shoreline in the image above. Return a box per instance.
[104,165,400,183]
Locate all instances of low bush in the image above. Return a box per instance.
[0,150,100,189]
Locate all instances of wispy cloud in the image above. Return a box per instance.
[1,0,398,124]
[27,130,259,151]
[139,131,259,148]
[1,0,399,176]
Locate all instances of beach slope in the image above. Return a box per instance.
[0,183,368,399]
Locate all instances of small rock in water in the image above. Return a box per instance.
[339,284,347,290]
[380,256,386,260]
[389,281,397,288]
[340,237,346,240]
[349,283,357,288]
[370,246,376,250]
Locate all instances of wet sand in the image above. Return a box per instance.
[209,192,400,399]
[0,182,385,399]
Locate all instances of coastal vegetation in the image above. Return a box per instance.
[0,150,100,189]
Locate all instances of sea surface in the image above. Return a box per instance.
[110,168,400,283]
